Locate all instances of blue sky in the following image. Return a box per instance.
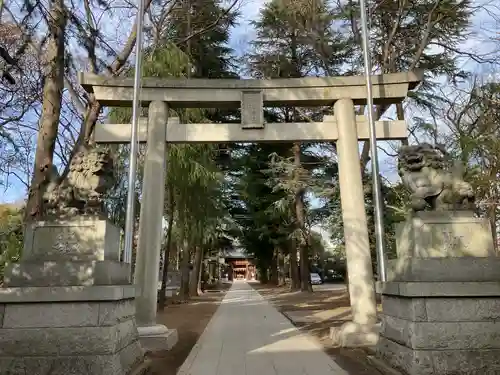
[1,0,497,203]
[229,0,262,54]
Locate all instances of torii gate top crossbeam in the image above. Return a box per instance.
[78,71,423,108]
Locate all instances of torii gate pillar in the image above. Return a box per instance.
[330,98,378,347]
[134,101,178,351]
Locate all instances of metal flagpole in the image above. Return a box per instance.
[359,0,387,282]
[123,0,146,264]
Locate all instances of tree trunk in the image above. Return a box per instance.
[258,265,269,284]
[59,99,102,181]
[270,248,279,285]
[58,0,155,179]
[293,142,312,292]
[299,244,311,292]
[159,187,175,310]
[359,105,392,174]
[189,245,203,297]
[278,247,286,286]
[197,257,204,294]
[176,246,181,270]
[487,199,497,252]
[290,237,300,290]
[179,238,191,300]
[25,0,66,221]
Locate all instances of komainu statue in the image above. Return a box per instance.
[43,145,115,218]
[398,143,475,212]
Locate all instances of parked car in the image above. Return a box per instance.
[324,269,344,282]
[310,272,323,285]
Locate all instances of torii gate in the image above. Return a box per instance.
[79,71,422,348]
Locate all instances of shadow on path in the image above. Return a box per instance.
[176,281,385,375]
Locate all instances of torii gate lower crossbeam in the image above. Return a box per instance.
[94,116,407,143]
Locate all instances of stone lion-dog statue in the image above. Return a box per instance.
[397,143,475,212]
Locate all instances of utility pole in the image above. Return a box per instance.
[359,0,387,282]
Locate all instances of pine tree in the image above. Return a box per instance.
[167,0,239,78]
[155,0,240,300]
[238,0,345,290]
[104,0,240,302]
[334,0,477,166]
[247,0,348,78]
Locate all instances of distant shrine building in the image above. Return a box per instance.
[221,247,256,281]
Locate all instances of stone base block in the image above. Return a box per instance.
[380,314,500,350]
[3,260,130,287]
[381,294,500,323]
[330,321,379,347]
[377,336,500,375]
[377,280,500,297]
[0,340,143,375]
[377,280,500,374]
[138,324,178,352]
[0,285,137,303]
[388,257,500,282]
[0,286,143,375]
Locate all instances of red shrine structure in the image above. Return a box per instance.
[223,248,256,281]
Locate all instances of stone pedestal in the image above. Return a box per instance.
[3,219,130,288]
[0,218,145,375]
[395,211,495,258]
[377,211,500,375]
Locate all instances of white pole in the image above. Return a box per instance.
[123,0,146,265]
[359,0,387,282]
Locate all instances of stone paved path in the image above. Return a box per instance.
[177,281,350,375]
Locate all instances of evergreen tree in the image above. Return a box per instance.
[106,0,241,302]
[234,0,346,290]
[334,0,477,165]
[167,0,239,78]
[159,0,240,300]
[246,0,348,78]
